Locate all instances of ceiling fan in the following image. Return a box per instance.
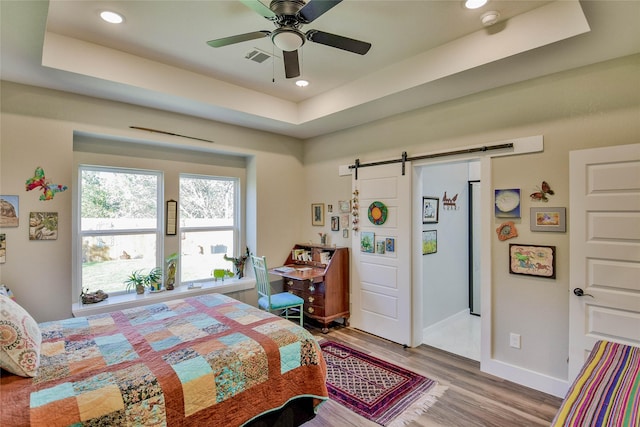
[206,0,372,79]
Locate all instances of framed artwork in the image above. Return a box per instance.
[339,200,351,213]
[342,228,349,238]
[509,244,556,279]
[331,216,340,231]
[360,231,374,253]
[422,230,437,255]
[0,195,19,227]
[530,207,566,232]
[340,214,349,229]
[166,199,177,235]
[376,240,386,254]
[422,197,439,224]
[385,237,395,253]
[0,233,5,264]
[29,212,58,240]
[311,203,325,226]
[495,189,521,218]
[328,204,333,213]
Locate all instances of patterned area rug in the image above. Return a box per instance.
[320,340,442,427]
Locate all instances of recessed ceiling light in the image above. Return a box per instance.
[100,11,124,24]
[296,80,309,87]
[464,0,488,10]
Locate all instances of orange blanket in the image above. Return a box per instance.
[1,294,328,426]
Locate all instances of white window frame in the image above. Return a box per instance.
[179,173,240,283]
[77,165,163,295]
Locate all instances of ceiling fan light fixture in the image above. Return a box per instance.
[271,29,304,52]
[464,0,488,10]
[100,11,124,24]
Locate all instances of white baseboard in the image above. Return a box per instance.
[482,357,570,398]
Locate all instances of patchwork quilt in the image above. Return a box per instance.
[551,340,640,426]
[0,294,328,426]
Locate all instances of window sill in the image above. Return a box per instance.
[72,278,256,317]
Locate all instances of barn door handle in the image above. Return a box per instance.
[573,288,594,298]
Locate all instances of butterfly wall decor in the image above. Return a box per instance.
[25,167,68,201]
[530,181,554,202]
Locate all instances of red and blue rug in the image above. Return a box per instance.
[320,340,443,426]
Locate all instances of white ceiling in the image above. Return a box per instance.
[1,0,639,139]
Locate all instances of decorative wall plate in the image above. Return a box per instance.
[368,201,387,225]
[496,221,518,241]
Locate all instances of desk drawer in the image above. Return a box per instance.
[285,278,324,294]
[304,303,325,317]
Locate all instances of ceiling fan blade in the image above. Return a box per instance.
[306,30,371,55]
[298,0,342,23]
[207,31,270,48]
[283,50,300,79]
[239,0,276,18]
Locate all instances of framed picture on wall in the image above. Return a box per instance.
[422,230,437,255]
[29,212,58,240]
[331,216,340,231]
[422,197,439,224]
[0,195,19,227]
[509,244,556,279]
[360,231,374,253]
[530,207,566,232]
[311,203,325,226]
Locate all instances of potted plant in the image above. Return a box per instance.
[124,267,162,294]
[145,267,162,292]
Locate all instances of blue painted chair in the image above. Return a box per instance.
[251,255,304,326]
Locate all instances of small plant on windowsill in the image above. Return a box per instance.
[124,267,162,294]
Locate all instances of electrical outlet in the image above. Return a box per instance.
[509,333,521,349]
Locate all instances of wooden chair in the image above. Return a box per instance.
[251,255,304,326]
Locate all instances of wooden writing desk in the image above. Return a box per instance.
[269,244,349,333]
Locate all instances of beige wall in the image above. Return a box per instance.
[0,81,306,321]
[0,54,638,391]
[302,54,640,383]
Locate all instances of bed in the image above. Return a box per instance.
[0,293,328,426]
[551,340,639,426]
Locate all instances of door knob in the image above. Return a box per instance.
[573,288,594,298]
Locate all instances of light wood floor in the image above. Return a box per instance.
[306,325,563,427]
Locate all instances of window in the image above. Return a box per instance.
[79,166,161,294]
[179,174,238,282]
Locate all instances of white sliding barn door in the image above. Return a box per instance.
[568,143,640,381]
[351,162,412,346]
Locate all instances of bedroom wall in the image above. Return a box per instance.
[0,81,306,322]
[302,54,640,387]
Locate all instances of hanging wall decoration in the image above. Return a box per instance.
[442,192,459,210]
[530,181,554,202]
[29,212,58,240]
[495,189,521,218]
[0,233,6,264]
[351,189,360,231]
[496,221,518,241]
[0,195,19,227]
[509,244,556,279]
[422,230,437,255]
[530,207,566,232]
[368,201,388,225]
[422,197,439,224]
[360,231,374,253]
[25,167,68,201]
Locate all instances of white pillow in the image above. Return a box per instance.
[0,294,42,377]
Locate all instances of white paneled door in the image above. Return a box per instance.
[351,162,412,346]
[568,143,640,381]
